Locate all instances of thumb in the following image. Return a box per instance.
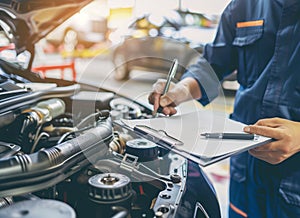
[160,95,174,107]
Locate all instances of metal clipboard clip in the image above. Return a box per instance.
[133,125,184,148]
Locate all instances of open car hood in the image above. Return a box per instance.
[0,0,92,53]
[0,2,222,217]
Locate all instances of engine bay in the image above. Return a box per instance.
[0,0,222,216]
[0,69,220,218]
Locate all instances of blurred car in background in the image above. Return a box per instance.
[46,0,108,52]
[111,9,218,80]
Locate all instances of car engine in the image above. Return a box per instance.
[0,69,220,218]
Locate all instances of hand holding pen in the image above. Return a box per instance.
[149,59,179,116]
[155,59,178,115]
[148,59,203,116]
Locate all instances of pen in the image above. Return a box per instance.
[154,59,178,115]
[200,133,255,140]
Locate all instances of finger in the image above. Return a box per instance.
[148,92,155,104]
[160,86,183,107]
[249,149,273,158]
[148,92,162,113]
[160,95,175,107]
[152,79,166,94]
[162,106,177,116]
[153,93,162,112]
[248,150,287,165]
[248,149,273,162]
[244,125,284,139]
[255,117,284,127]
[252,140,281,152]
[248,149,279,162]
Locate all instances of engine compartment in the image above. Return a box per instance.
[0,0,222,216]
[0,69,220,218]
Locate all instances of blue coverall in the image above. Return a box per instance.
[182,0,300,217]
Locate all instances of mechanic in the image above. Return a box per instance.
[148,0,300,217]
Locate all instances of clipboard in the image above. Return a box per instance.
[133,125,184,148]
[115,110,273,166]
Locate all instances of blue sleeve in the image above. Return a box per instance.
[181,57,220,106]
[181,1,239,106]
